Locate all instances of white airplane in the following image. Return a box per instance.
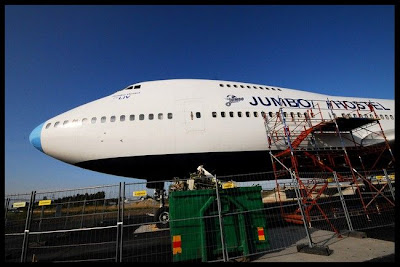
[29,79,395,184]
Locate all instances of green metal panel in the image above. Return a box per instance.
[169,186,269,262]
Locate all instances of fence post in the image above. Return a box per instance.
[5,197,10,226]
[333,171,353,232]
[115,182,122,262]
[119,182,125,262]
[80,197,86,228]
[21,191,35,262]
[215,175,227,262]
[383,169,395,201]
[291,170,313,248]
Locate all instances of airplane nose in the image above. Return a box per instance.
[29,122,45,152]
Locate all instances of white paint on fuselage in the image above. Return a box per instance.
[39,79,395,165]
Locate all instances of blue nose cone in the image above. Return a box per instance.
[29,122,44,152]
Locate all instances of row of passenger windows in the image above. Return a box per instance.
[339,113,394,120]
[45,110,394,129]
[219,83,282,91]
[45,113,173,129]
[209,111,394,120]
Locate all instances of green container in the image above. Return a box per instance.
[169,186,269,262]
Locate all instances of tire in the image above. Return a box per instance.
[155,206,169,229]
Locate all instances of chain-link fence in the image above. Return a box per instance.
[4,169,394,262]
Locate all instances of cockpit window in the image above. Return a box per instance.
[125,85,133,90]
[134,85,141,89]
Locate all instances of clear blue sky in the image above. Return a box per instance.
[5,5,394,195]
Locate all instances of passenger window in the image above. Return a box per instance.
[269,112,273,117]
[390,115,394,120]
[240,85,244,88]
[246,111,250,117]
[385,115,389,120]
[45,123,51,129]
[283,112,287,117]
[196,112,201,118]
[120,115,125,121]
[158,113,163,120]
[290,112,294,118]
[253,86,257,89]
[54,121,60,127]
[353,114,357,118]
[149,114,154,120]
[247,86,251,88]
[233,84,237,88]
[212,112,217,118]
[254,112,258,117]
[261,111,265,117]
[227,84,231,87]
[139,114,144,120]
[110,116,116,122]
[101,116,106,123]
[297,112,301,118]
[229,111,234,118]
[63,120,69,126]
[91,117,96,124]
[130,115,135,121]
[238,111,242,117]
[82,118,88,124]
[380,115,384,119]
[168,113,173,119]
[219,84,224,87]
[221,112,226,118]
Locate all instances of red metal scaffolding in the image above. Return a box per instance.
[262,99,395,233]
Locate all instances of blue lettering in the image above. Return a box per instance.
[332,100,346,109]
[249,96,258,106]
[355,101,366,110]
[378,102,390,110]
[258,97,272,106]
[271,97,286,107]
[343,101,356,109]
[370,102,383,110]
[285,98,299,108]
[299,99,312,108]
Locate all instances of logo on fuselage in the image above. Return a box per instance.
[112,92,140,100]
[225,95,244,106]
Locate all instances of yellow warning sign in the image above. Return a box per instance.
[327,178,333,183]
[376,175,395,180]
[133,190,147,197]
[12,202,27,208]
[39,200,52,206]
[222,181,237,189]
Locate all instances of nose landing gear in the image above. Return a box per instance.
[148,182,169,229]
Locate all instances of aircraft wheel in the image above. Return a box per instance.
[155,206,169,229]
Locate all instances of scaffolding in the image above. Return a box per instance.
[262,99,395,234]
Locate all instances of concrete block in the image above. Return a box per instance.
[296,243,332,256]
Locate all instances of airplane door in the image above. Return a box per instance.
[184,100,205,132]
